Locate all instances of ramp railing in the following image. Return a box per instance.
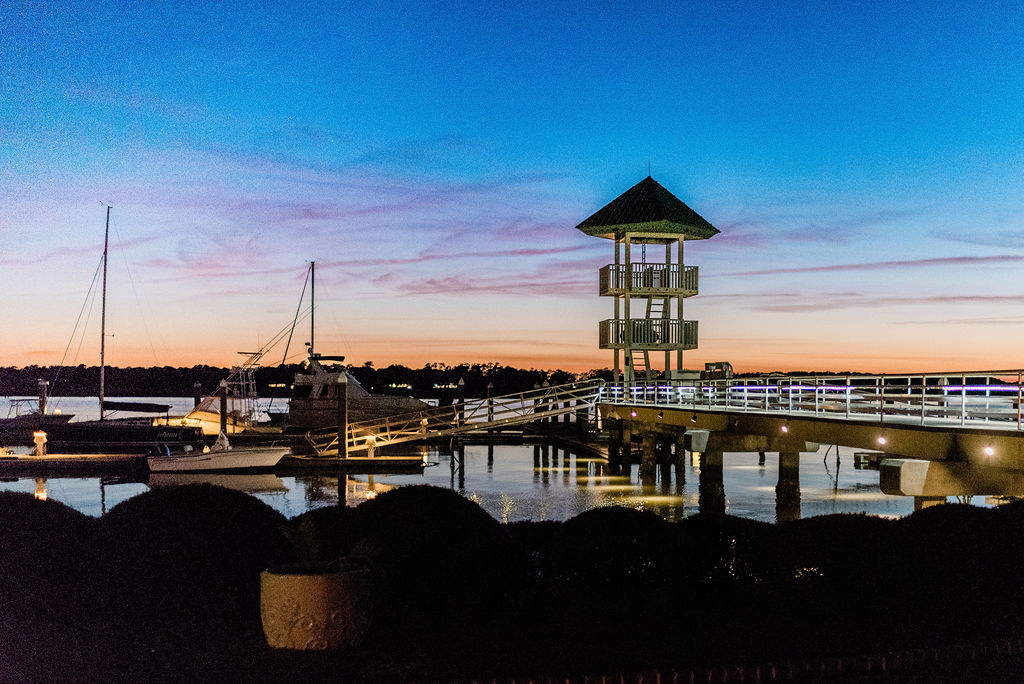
[306,379,605,456]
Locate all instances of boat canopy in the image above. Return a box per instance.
[101,400,172,414]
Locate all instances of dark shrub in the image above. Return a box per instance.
[0,492,102,679]
[774,513,895,587]
[287,503,366,565]
[549,506,677,589]
[0,491,99,614]
[989,499,1024,631]
[505,519,562,583]
[351,485,529,643]
[531,507,681,671]
[0,491,97,592]
[676,512,775,584]
[98,484,291,645]
[766,513,898,656]
[887,503,1001,644]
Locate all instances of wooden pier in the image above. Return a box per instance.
[0,452,147,476]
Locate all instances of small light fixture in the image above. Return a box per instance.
[781,425,789,434]
[984,445,995,457]
[877,436,887,446]
[657,411,664,419]
[690,412,698,423]
[630,410,637,417]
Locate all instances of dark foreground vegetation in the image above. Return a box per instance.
[3,485,1024,682]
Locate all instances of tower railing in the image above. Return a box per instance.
[598,264,698,295]
[599,370,1024,431]
[598,319,698,350]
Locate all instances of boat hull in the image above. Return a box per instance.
[147,445,289,473]
[38,421,205,454]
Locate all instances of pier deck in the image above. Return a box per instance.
[0,452,146,475]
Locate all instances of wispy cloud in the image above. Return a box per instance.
[717,255,1024,277]
[930,228,1024,250]
[3,235,164,267]
[701,205,926,252]
[897,315,1024,326]
[698,291,1024,313]
[321,245,588,270]
[781,206,922,241]
[395,272,591,296]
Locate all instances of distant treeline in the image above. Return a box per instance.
[0,363,609,399]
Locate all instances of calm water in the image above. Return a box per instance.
[0,396,992,522]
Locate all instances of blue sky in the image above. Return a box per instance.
[2,1,1023,373]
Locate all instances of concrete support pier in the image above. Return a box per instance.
[776,450,802,523]
[607,424,623,473]
[698,450,725,515]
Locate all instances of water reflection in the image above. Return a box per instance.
[0,444,950,522]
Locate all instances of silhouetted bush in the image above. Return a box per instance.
[287,503,366,565]
[775,513,895,587]
[98,484,291,645]
[0,491,99,615]
[505,519,563,583]
[549,506,678,588]
[872,503,1004,647]
[351,485,529,645]
[8,481,1024,681]
[0,492,105,679]
[676,512,776,584]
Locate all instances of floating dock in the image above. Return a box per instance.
[0,452,147,476]
[276,454,426,473]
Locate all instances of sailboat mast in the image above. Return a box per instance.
[310,260,315,355]
[99,205,110,420]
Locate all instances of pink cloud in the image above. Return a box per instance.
[718,255,1024,277]
[395,273,591,297]
[729,292,1024,313]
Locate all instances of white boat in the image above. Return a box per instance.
[147,434,289,472]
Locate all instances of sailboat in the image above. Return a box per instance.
[33,207,205,454]
[274,261,428,430]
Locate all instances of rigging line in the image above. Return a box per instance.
[258,307,312,361]
[51,255,104,401]
[267,280,312,415]
[282,265,312,365]
[111,219,163,366]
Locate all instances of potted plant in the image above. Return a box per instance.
[260,516,373,650]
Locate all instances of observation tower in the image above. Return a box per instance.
[576,176,719,382]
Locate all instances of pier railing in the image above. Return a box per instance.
[601,370,1024,432]
[306,380,605,456]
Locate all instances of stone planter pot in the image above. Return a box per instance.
[260,562,373,650]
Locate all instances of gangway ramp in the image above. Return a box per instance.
[306,380,604,456]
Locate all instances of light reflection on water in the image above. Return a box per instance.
[0,442,965,522]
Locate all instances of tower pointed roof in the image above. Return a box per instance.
[575,176,719,240]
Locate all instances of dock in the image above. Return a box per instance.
[0,451,426,477]
[276,454,426,473]
[0,452,147,476]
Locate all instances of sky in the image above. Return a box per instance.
[2,1,1023,375]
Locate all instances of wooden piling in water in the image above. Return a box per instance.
[640,433,657,476]
[776,450,801,522]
